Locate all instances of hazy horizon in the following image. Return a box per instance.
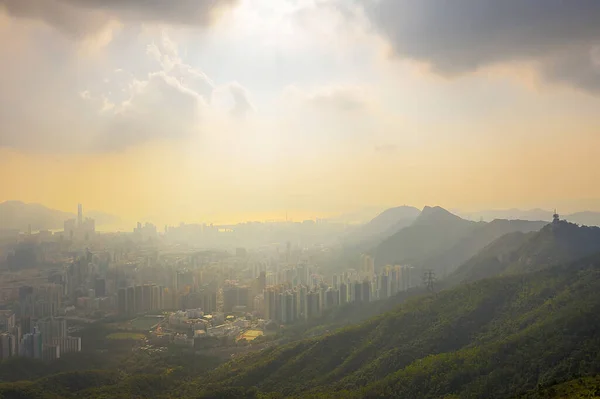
[2,0,600,224]
[3,198,600,229]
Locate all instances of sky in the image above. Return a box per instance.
[1,0,600,225]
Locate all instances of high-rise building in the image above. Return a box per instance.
[20,316,32,336]
[126,286,135,315]
[324,288,335,309]
[280,291,296,324]
[94,278,106,297]
[21,327,43,359]
[264,287,279,321]
[0,311,15,332]
[42,344,60,362]
[77,204,83,227]
[134,285,143,314]
[117,288,127,315]
[37,318,67,345]
[52,336,81,355]
[379,274,389,300]
[142,284,152,312]
[0,333,17,360]
[353,281,362,302]
[151,285,160,311]
[306,291,321,319]
[362,280,371,303]
[223,285,250,313]
[339,282,348,305]
[296,285,308,319]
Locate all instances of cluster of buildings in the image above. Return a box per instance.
[259,259,415,324]
[116,283,217,316]
[63,204,95,241]
[0,208,421,362]
[0,312,81,362]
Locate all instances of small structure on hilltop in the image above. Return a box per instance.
[553,209,560,225]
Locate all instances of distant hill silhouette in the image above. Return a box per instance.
[567,211,600,227]
[371,206,482,267]
[342,206,420,249]
[0,201,120,231]
[0,201,73,231]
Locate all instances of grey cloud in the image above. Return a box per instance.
[362,0,600,92]
[228,82,254,118]
[0,0,238,36]
[0,25,254,153]
[97,71,204,152]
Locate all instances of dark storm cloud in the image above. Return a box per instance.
[0,0,238,36]
[362,0,600,92]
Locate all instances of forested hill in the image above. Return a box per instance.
[451,220,600,284]
[200,253,600,398]
[421,218,547,277]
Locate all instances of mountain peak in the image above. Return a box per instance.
[415,206,463,225]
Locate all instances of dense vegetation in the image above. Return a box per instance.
[422,218,547,277]
[517,375,600,398]
[452,221,600,284]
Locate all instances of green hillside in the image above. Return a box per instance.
[202,254,600,398]
[517,375,600,398]
[422,218,547,277]
[452,221,600,284]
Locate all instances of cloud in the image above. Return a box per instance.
[361,0,600,93]
[96,71,205,152]
[227,82,254,117]
[0,25,252,153]
[0,0,238,37]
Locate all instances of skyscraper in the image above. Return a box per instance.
[37,317,67,345]
[117,288,127,315]
[77,204,83,227]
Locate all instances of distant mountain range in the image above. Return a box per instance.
[0,201,121,232]
[458,208,600,226]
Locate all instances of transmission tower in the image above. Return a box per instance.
[423,270,436,292]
